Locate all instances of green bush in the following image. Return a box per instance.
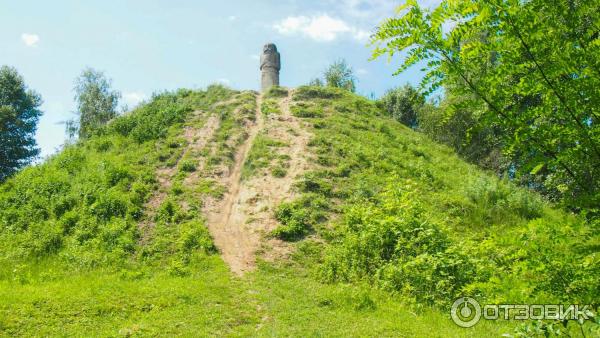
[321,183,477,306]
[271,166,287,178]
[176,221,215,255]
[273,194,329,241]
[90,190,129,221]
[465,176,544,222]
[179,160,197,173]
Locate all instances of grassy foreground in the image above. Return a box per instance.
[0,256,512,337]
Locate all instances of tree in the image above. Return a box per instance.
[371,0,600,214]
[378,85,425,128]
[323,59,356,92]
[0,66,42,182]
[308,77,324,87]
[417,90,508,175]
[68,68,120,139]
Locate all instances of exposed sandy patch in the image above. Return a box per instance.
[204,89,313,275]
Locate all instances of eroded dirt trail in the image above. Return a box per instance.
[205,95,265,274]
[205,90,312,275]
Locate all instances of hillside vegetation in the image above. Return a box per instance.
[0,85,597,336]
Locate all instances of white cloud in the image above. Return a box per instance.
[352,29,371,42]
[228,15,237,21]
[357,68,369,75]
[250,54,260,60]
[21,33,40,47]
[123,91,147,108]
[274,14,369,42]
[217,78,231,85]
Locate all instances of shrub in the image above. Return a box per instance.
[323,59,356,92]
[91,191,128,221]
[179,160,197,173]
[176,221,215,255]
[378,85,425,129]
[273,202,310,241]
[108,92,192,143]
[465,176,544,221]
[261,99,281,115]
[321,182,478,306]
[272,194,329,241]
[271,166,287,178]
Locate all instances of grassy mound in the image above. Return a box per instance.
[0,85,597,336]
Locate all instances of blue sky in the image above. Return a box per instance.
[1,0,438,158]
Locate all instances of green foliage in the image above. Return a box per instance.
[291,102,324,118]
[310,59,356,92]
[465,176,544,221]
[289,89,599,315]
[378,84,425,128]
[108,90,193,143]
[0,66,42,182]
[179,159,196,173]
[273,193,329,241]
[242,134,286,179]
[0,86,235,270]
[294,86,345,101]
[271,166,287,178]
[68,68,120,139]
[322,181,478,306]
[371,0,600,215]
[416,93,508,175]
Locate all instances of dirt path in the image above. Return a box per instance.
[205,95,265,274]
[204,90,313,275]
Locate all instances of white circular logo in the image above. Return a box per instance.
[451,297,481,327]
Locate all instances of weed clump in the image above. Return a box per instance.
[264,86,289,99]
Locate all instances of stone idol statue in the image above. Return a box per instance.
[260,43,280,92]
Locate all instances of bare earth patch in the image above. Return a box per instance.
[204,90,313,275]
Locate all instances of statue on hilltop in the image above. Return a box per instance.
[260,43,280,92]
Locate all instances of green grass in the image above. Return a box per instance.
[207,91,257,169]
[242,133,287,179]
[261,98,281,116]
[264,86,289,99]
[0,256,516,337]
[0,84,597,336]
